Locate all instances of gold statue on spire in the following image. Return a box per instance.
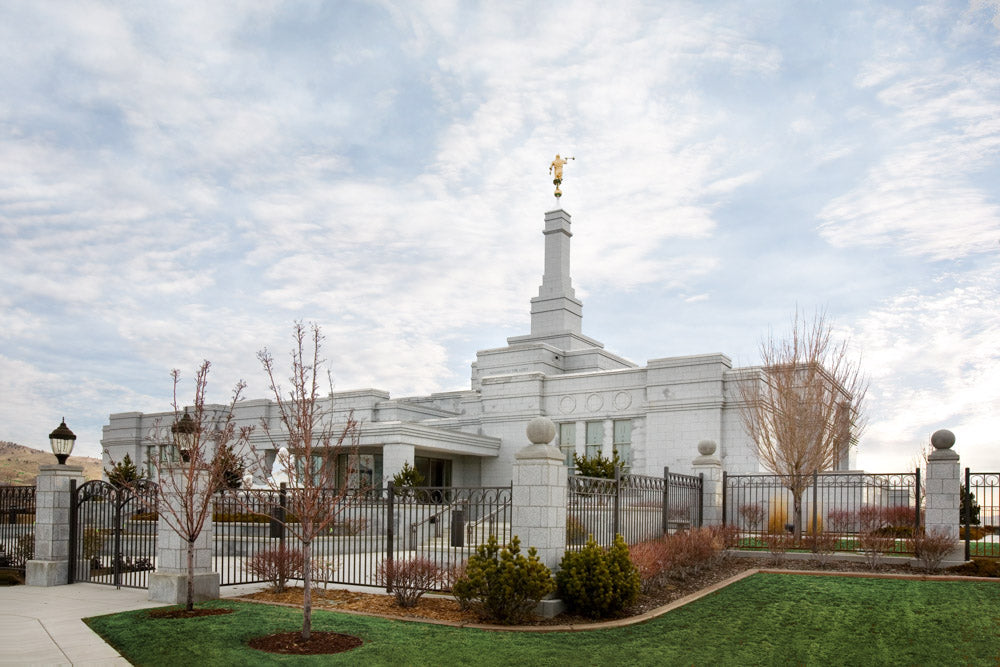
[549,154,575,197]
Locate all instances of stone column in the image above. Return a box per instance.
[692,440,723,527]
[923,429,965,565]
[382,444,416,483]
[148,464,219,604]
[511,417,567,572]
[26,464,85,586]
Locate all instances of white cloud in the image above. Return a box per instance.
[1,0,998,485]
[853,259,1000,471]
[820,49,1000,260]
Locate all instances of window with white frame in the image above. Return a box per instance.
[585,421,603,458]
[147,444,177,480]
[613,419,632,466]
[559,422,576,469]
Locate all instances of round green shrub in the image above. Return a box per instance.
[452,535,554,624]
[557,534,640,619]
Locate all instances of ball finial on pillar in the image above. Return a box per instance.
[930,429,955,450]
[517,417,562,461]
[526,416,556,445]
[929,429,958,461]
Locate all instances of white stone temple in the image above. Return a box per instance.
[102,204,855,487]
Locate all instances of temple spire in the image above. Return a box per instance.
[528,208,583,337]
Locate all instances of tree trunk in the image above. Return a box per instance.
[186,537,195,612]
[301,539,312,640]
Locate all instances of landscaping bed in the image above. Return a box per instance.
[237,555,986,627]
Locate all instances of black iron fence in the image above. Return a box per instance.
[0,485,35,572]
[723,471,920,554]
[69,480,158,588]
[213,483,512,590]
[964,469,1000,560]
[566,468,703,550]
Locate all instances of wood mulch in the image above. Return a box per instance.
[247,631,362,655]
[237,555,944,628]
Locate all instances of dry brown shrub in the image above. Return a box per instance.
[376,557,443,608]
[248,545,306,592]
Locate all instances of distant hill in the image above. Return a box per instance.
[0,441,103,486]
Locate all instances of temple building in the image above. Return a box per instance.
[103,201,854,487]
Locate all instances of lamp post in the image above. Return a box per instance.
[48,418,76,465]
[171,410,196,462]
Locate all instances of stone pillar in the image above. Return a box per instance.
[148,464,219,604]
[26,465,85,586]
[382,444,416,483]
[511,417,567,572]
[923,429,965,564]
[692,440,723,527]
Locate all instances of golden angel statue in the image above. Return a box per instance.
[549,154,574,197]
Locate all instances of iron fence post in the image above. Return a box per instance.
[112,488,122,589]
[386,481,395,593]
[721,471,727,527]
[697,473,704,528]
[811,471,819,551]
[964,467,971,561]
[278,483,287,547]
[663,466,669,535]
[611,466,622,542]
[68,479,77,584]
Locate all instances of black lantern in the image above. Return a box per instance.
[48,418,77,465]
[171,410,196,463]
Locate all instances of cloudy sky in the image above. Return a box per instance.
[1,1,998,473]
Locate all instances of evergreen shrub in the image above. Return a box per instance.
[452,535,553,624]
[105,454,146,488]
[557,534,639,619]
[572,452,623,478]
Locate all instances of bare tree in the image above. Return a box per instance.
[136,361,249,611]
[251,322,362,641]
[739,310,868,541]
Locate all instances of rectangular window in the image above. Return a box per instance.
[559,423,576,469]
[613,419,632,466]
[585,421,603,458]
[147,445,176,480]
[338,453,381,490]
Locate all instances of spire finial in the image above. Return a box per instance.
[549,154,575,198]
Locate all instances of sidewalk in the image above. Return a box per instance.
[0,582,265,666]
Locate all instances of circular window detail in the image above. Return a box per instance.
[559,395,577,414]
[613,391,632,411]
[586,393,604,412]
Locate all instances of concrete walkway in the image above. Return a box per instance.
[0,583,266,666]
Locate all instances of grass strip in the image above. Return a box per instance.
[85,574,1000,666]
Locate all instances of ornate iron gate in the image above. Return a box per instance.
[0,485,35,574]
[69,480,158,588]
[213,484,512,589]
[964,469,999,560]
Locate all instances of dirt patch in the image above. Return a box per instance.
[247,631,362,655]
[148,607,234,619]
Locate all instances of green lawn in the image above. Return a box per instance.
[86,574,1000,666]
[969,541,1000,557]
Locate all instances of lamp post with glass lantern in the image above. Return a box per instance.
[48,418,76,465]
[171,411,196,463]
